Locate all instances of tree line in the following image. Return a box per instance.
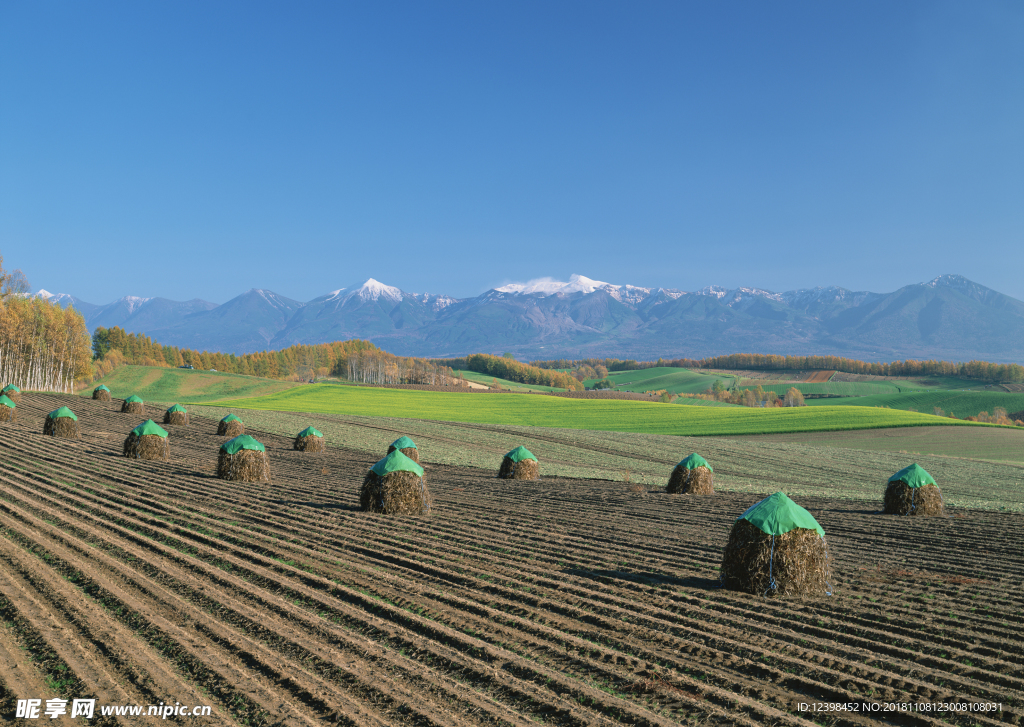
[91,327,461,387]
[0,256,92,393]
[433,354,584,391]
[531,353,1024,384]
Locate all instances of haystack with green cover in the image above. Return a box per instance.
[884,463,944,516]
[44,406,79,438]
[121,394,145,415]
[217,413,244,437]
[498,445,539,480]
[361,450,431,515]
[294,426,325,452]
[163,404,189,426]
[0,394,16,423]
[217,435,270,482]
[387,435,419,463]
[123,419,169,461]
[2,384,20,405]
[666,453,714,494]
[720,492,831,597]
[93,384,111,401]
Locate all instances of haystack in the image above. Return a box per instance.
[720,492,831,597]
[123,419,169,461]
[44,406,80,439]
[361,450,431,515]
[498,445,539,480]
[1,384,21,405]
[387,435,419,463]
[883,463,944,516]
[217,435,270,482]
[666,453,714,494]
[121,395,145,415]
[163,404,189,426]
[0,395,16,423]
[93,384,111,401]
[294,426,325,452]
[217,414,244,437]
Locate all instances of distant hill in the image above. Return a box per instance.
[37,273,1024,363]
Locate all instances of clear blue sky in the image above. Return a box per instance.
[2,1,1021,304]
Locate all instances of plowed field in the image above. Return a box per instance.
[1,394,1023,726]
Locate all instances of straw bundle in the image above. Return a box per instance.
[163,409,189,426]
[883,481,944,516]
[123,433,169,461]
[666,465,714,494]
[2,389,21,405]
[720,519,829,597]
[387,445,419,462]
[44,416,79,439]
[294,434,325,452]
[0,404,16,423]
[121,400,145,415]
[218,418,244,436]
[217,449,270,482]
[93,388,111,401]
[498,456,540,480]
[361,470,432,515]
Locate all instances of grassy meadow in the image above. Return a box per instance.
[453,369,566,392]
[582,366,737,394]
[201,383,981,436]
[82,365,300,404]
[804,389,1024,416]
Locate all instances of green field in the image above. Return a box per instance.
[83,365,300,404]
[805,389,1024,417]
[739,376,990,398]
[584,367,737,394]
[201,383,983,437]
[454,369,565,392]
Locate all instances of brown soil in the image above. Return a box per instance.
[0,392,1022,727]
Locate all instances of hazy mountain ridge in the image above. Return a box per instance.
[35,275,1024,363]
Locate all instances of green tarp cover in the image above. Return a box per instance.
[371,450,424,477]
[888,463,935,488]
[677,453,712,471]
[220,435,265,454]
[738,492,825,537]
[166,404,187,413]
[2,384,19,393]
[505,445,537,463]
[298,426,323,438]
[0,395,14,408]
[221,414,241,423]
[131,419,168,438]
[391,436,417,450]
[48,406,77,421]
[125,395,143,403]
[94,385,110,392]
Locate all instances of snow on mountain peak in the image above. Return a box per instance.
[324,278,404,304]
[36,289,55,299]
[495,274,616,297]
[696,285,728,299]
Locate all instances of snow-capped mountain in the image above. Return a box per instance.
[35,274,1024,362]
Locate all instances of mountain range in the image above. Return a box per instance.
[36,274,1024,363]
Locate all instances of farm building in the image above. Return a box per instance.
[387,435,419,462]
[218,413,244,436]
[294,426,325,452]
[123,419,170,461]
[666,453,714,494]
[218,435,270,482]
[0,395,16,423]
[498,445,539,480]
[44,406,80,438]
[720,492,832,597]
[164,404,189,425]
[884,463,944,516]
[93,384,111,401]
[361,450,431,515]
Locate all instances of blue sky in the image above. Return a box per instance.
[2,1,1021,304]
